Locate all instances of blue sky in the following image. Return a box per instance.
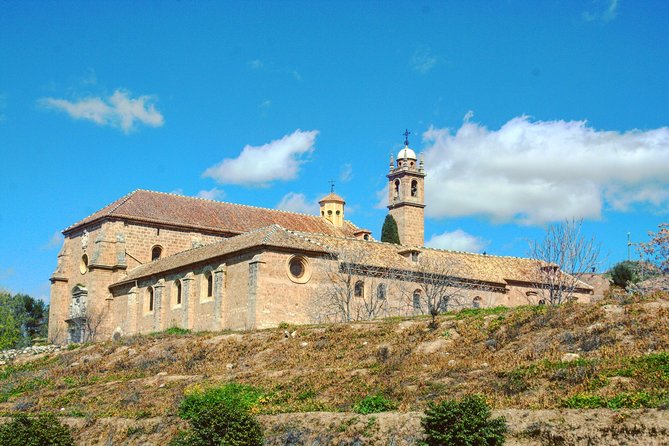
[1,0,668,303]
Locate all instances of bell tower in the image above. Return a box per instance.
[387,130,426,246]
[319,182,345,228]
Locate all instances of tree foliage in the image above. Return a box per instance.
[610,261,638,288]
[420,394,507,446]
[0,290,48,350]
[0,413,74,446]
[529,219,601,305]
[641,223,669,273]
[381,214,401,244]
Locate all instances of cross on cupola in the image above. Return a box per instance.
[403,129,411,146]
[328,179,335,193]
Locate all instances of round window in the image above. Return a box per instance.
[79,254,88,275]
[287,256,311,283]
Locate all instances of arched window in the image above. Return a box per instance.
[472,296,482,309]
[411,180,418,197]
[376,284,386,300]
[147,287,154,312]
[354,281,364,297]
[205,271,213,298]
[175,280,182,305]
[151,245,162,261]
[394,180,400,198]
[413,290,421,309]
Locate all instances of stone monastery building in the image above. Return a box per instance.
[48,143,593,343]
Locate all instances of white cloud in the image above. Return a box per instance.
[375,183,389,209]
[276,192,319,215]
[582,0,619,22]
[196,187,225,201]
[249,59,264,70]
[290,70,303,81]
[426,229,487,252]
[169,188,184,196]
[411,46,438,74]
[259,99,271,110]
[340,163,353,183]
[203,129,318,186]
[422,115,669,225]
[42,231,64,250]
[39,89,164,133]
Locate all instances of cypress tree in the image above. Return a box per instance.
[381,214,401,244]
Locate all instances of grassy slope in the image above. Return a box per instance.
[2,292,669,419]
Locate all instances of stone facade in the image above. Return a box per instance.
[48,145,593,344]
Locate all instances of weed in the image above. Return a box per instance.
[126,426,145,437]
[336,416,360,432]
[151,327,191,337]
[352,394,397,414]
[455,306,509,320]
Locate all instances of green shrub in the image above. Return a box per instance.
[610,262,637,288]
[172,384,264,446]
[353,394,397,414]
[562,393,606,409]
[170,403,263,446]
[562,391,658,409]
[179,383,266,418]
[0,413,74,446]
[420,394,507,446]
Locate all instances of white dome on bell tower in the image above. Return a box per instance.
[397,147,417,160]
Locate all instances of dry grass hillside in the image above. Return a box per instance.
[2,291,669,444]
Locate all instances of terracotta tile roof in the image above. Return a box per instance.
[112,225,328,286]
[318,192,345,203]
[64,190,364,237]
[293,232,594,290]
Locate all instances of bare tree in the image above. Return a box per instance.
[640,223,669,273]
[529,218,601,305]
[403,254,470,328]
[311,246,395,323]
[81,303,109,342]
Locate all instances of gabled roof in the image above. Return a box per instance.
[64,189,365,237]
[112,224,328,286]
[295,232,594,290]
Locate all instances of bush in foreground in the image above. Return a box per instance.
[420,394,507,446]
[171,384,264,446]
[0,413,74,446]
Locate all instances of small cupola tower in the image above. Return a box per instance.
[387,129,426,246]
[319,183,346,228]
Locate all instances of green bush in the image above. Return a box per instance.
[179,383,265,418]
[562,393,606,409]
[171,383,264,446]
[352,394,397,414]
[420,394,507,446]
[610,262,637,288]
[0,413,74,446]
